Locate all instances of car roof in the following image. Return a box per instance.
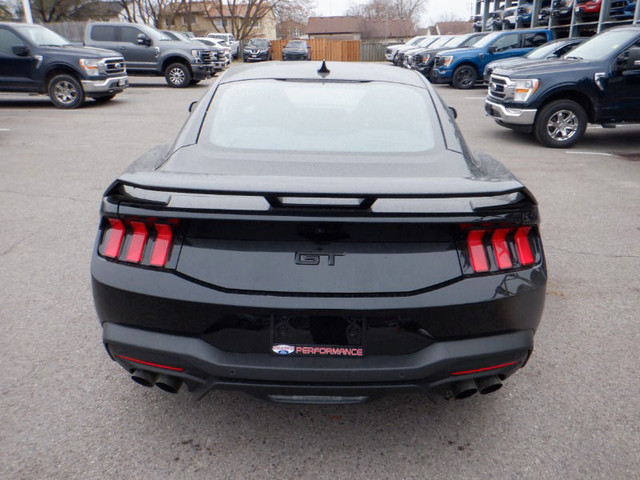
[219,62,428,88]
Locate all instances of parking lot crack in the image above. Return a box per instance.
[0,189,93,204]
[549,246,640,260]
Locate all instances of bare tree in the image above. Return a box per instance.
[346,0,426,23]
[117,0,174,26]
[0,2,15,20]
[202,0,285,40]
[274,0,316,39]
[30,0,87,22]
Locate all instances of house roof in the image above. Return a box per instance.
[434,21,473,35]
[363,19,415,39]
[306,16,364,35]
[307,16,415,39]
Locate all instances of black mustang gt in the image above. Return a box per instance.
[91,62,546,404]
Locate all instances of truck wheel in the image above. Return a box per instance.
[48,74,84,109]
[534,100,587,148]
[164,63,191,88]
[452,65,477,89]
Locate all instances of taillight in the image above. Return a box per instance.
[103,218,125,259]
[99,218,178,268]
[463,226,538,274]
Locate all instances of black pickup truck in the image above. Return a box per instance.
[0,22,127,108]
[485,25,640,147]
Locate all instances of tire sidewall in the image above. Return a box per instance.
[452,65,477,89]
[535,100,587,148]
[164,63,192,88]
[48,74,84,109]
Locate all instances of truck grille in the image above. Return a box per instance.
[104,58,126,74]
[488,75,508,100]
[611,0,627,8]
[201,50,214,63]
[435,56,445,67]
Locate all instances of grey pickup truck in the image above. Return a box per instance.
[84,22,220,88]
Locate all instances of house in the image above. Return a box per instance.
[305,16,364,41]
[432,21,473,35]
[306,16,416,43]
[164,1,277,39]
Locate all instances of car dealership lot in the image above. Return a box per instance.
[1,70,639,479]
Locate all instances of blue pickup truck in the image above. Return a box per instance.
[431,29,552,89]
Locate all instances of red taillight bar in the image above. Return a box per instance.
[467,229,489,272]
[514,227,534,266]
[451,361,520,376]
[150,224,173,267]
[101,218,178,268]
[492,228,513,270]
[104,218,125,258]
[116,354,184,372]
[125,221,148,263]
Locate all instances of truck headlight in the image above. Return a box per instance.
[79,58,100,75]
[421,54,431,63]
[509,79,540,102]
[441,56,454,68]
[191,49,203,61]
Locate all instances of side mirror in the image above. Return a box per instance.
[137,33,151,46]
[487,46,498,54]
[188,101,198,113]
[448,106,458,119]
[622,47,640,71]
[12,45,30,57]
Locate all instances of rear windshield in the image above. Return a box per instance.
[200,80,439,154]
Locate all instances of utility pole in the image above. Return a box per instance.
[22,0,33,23]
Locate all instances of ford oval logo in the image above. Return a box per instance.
[272,344,295,355]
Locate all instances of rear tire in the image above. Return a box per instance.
[534,99,587,148]
[48,74,84,109]
[164,63,191,88]
[452,65,478,89]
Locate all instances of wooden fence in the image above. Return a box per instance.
[270,39,361,62]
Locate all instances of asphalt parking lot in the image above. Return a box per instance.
[1,65,639,479]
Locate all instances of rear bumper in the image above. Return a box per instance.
[104,322,534,402]
[81,75,128,94]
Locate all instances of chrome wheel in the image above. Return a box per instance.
[546,110,579,142]
[53,80,78,105]
[169,67,185,85]
[48,74,84,109]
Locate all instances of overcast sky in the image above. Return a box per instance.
[314,0,476,26]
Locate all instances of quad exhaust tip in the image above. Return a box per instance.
[475,376,503,395]
[131,369,157,388]
[156,374,182,394]
[453,376,503,400]
[452,380,478,400]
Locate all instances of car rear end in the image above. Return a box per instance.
[92,64,546,404]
